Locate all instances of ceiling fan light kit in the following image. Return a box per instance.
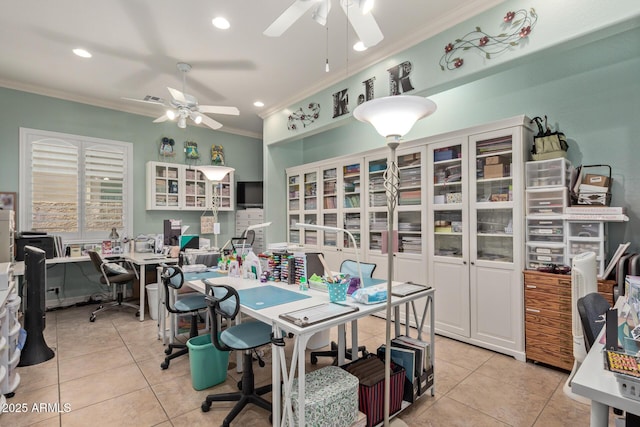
[123,62,239,131]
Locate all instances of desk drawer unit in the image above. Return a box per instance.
[523,271,615,371]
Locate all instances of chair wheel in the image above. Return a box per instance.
[269,414,273,424]
[222,422,230,427]
[89,315,96,322]
[201,402,211,412]
[135,311,140,317]
[164,348,172,355]
[160,361,169,370]
[311,355,318,365]
[237,380,242,390]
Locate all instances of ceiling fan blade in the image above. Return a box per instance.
[264,0,321,37]
[167,87,188,104]
[341,1,384,48]
[198,114,223,130]
[122,96,167,106]
[153,114,170,123]
[198,105,240,116]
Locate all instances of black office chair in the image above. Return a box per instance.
[577,292,610,352]
[88,250,139,322]
[310,259,376,365]
[201,283,273,426]
[160,265,208,370]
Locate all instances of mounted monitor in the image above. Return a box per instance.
[237,181,263,208]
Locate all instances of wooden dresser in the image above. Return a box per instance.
[523,270,615,371]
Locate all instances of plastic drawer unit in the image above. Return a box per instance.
[525,187,568,216]
[526,243,566,270]
[566,221,606,276]
[525,158,573,188]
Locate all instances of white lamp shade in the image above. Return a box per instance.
[353,95,437,138]
[196,165,235,181]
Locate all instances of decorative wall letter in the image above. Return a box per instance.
[332,89,349,118]
[388,61,415,95]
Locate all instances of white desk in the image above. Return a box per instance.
[14,253,178,321]
[572,307,640,426]
[188,277,434,427]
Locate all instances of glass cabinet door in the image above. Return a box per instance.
[304,213,318,246]
[397,211,421,254]
[472,133,514,263]
[289,214,300,244]
[153,163,180,208]
[322,167,338,209]
[343,162,361,208]
[304,171,318,210]
[367,158,387,208]
[184,168,207,209]
[397,152,422,206]
[343,212,361,249]
[214,173,232,210]
[322,212,338,247]
[431,142,465,259]
[288,174,300,211]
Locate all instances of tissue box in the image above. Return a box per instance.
[291,366,359,427]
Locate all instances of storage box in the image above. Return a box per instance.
[434,148,454,162]
[342,355,405,427]
[446,192,462,204]
[583,174,610,187]
[483,163,504,179]
[486,156,500,165]
[291,366,359,427]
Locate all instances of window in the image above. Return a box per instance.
[19,128,133,243]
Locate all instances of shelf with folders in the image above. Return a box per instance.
[368,211,387,251]
[367,157,387,208]
[322,212,339,247]
[288,214,300,244]
[397,211,422,254]
[476,208,514,262]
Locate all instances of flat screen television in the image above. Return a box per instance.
[237,181,263,208]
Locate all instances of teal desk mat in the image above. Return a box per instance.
[183,270,224,282]
[238,285,311,310]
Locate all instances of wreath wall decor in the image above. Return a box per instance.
[439,8,538,71]
[287,102,320,131]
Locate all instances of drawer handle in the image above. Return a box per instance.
[526,285,537,289]
[526,308,541,313]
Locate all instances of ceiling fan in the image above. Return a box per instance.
[264,0,383,48]
[123,62,239,130]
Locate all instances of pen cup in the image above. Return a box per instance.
[326,281,348,302]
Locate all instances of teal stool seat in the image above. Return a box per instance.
[174,293,207,312]
[221,321,273,350]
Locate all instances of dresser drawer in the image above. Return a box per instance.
[526,338,574,371]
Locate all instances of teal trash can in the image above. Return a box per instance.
[187,334,230,390]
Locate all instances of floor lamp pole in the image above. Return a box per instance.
[384,139,400,426]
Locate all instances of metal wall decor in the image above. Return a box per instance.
[287,102,320,130]
[439,8,538,71]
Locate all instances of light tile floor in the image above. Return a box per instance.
[1,304,610,426]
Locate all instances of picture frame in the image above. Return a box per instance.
[0,192,16,215]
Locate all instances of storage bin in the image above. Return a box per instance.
[342,355,405,427]
[186,334,229,390]
[525,158,572,188]
[290,366,359,427]
[567,221,604,239]
[327,282,348,302]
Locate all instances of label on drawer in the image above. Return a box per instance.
[537,255,552,262]
[538,229,553,234]
[535,248,551,254]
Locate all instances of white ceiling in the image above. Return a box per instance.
[0,0,505,139]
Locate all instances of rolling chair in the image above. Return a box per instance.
[88,250,140,322]
[201,283,273,426]
[160,265,208,370]
[310,259,376,365]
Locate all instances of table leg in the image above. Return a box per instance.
[297,334,311,427]
[590,401,609,427]
[139,264,146,321]
[338,324,346,366]
[272,326,282,427]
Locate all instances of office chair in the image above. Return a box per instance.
[577,292,610,353]
[160,265,208,370]
[201,284,273,426]
[88,250,140,322]
[244,229,255,246]
[310,259,376,365]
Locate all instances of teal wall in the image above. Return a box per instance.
[265,26,640,255]
[0,87,261,301]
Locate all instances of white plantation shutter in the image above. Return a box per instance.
[20,128,133,242]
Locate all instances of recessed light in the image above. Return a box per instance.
[253,101,265,108]
[353,41,367,52]
[73,48,92,58]
[212,17,230,30]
